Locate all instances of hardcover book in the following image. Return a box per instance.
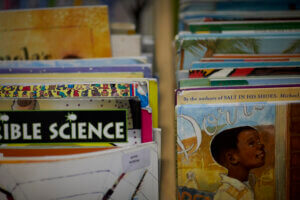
[176,32,300,70]
[176,85,300,200]
[0,6,111,60]
[0,142,159,200]
[0,97,141,147]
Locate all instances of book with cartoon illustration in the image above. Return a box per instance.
[176,32,300,70]
[0,6,111,60]
[176,84,300,200]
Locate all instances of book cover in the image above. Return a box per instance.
[176,85,300,199]
[211,53,300,59]
[176,84,300,105]
[179,77,300,89]
[189,20,300,34]
[0,57,148,68]
[176,101,294,200]
[0,78,159,129]
[191,61,300,69]
[188,66,300,79]
[0,80,155,143]
[0,64,152,78]
[0,6,111,60]
[0,97,141,147]
[176,32,300,70]
[0,142,159,200]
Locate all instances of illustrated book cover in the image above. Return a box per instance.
[0,6,111,60]
[176,84,300,200]
[176,32,300,70]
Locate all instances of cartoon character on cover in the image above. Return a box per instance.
[210,126,265,200]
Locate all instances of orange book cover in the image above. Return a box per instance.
[0,6,112,60]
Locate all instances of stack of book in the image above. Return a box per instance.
[0,6,159,200]
[175,1,300,200]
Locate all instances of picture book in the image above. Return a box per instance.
[199,57,300,62]
[191,61,300,69]
[0,77,159,128]
[0,142,159,200]
[176,84,300,105]
[0,64,152,78]
[179,10,300,31]
[0,79,156,142]
[176,66,300,81]
[0,72,145,79]
[176,32,300,70]
[0,97,141,147]
[189,20,300,34]
[0,57,148,68]
[189,66,300,79]
[176,85,300,200]
[0,6,111,60]
[179,77,300,89]
[211,54,300,59]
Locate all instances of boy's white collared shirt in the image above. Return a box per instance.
[213,174,255,200]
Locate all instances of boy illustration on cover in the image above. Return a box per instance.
[210,126,265,200]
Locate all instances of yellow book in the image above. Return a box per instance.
[0,6,111,60]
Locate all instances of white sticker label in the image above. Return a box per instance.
[122,148,150,172]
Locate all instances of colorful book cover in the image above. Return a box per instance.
[0,97,141,147]
[199,57,300,62]
[0,78,159,129]
[0,79,155,142]
[176,85,300,200]
[191,61,300,69]
[176,32,300,70]
[211,54,300,59]
[188,66,300,78]
[0,142,159,200]
[0,6,111,60]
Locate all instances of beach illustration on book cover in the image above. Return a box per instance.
[176,102,277,200]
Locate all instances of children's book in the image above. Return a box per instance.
[179,10,300,31]
[0,6,111,60]
[0,64,152,78]
[191,61,300,69]
[176,66,300,81]
[211,53,300,59]
[0,97,141,147]
[0,57,148,68]
[0,142,159,200]
[189,20,300,34]
[189,66,300,79]
[176,84,300,200]
[179,76,300,89]
[199,57,300,62]
[0,79,157,142]
[176,84,300,105]
[0,78,159,129]
[176,32,300,70]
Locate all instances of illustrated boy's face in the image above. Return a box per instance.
[236,129,265,170]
